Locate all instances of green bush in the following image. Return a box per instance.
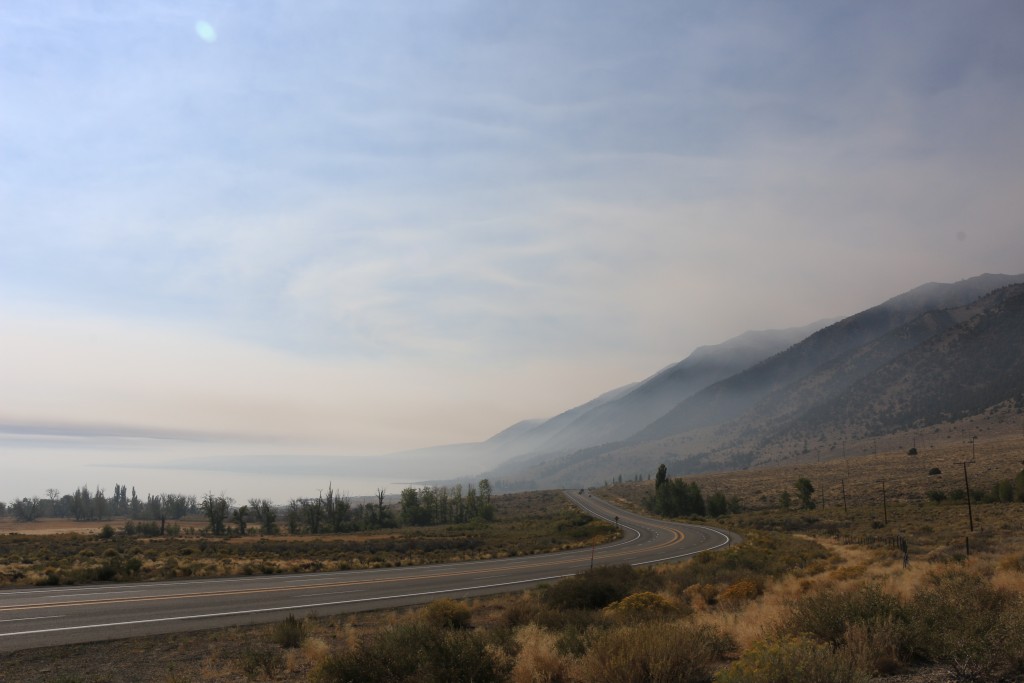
[716,636,870,683]
[576,621,733,683]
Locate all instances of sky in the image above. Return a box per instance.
[2,1,1024,501]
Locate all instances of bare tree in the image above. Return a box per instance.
[201,493,231,535]
[248,498,278,535]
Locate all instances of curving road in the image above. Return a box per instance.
[0,491,737,651]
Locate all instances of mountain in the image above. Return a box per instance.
[483,273,1024,489]
[783,282,1024,439]
[633,273,1024,443]
[386,321,832,488]
[522,321,834,454]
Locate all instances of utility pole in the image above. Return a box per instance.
[841,478,848,515]
[877,479,888,526]
[956,460,976,532]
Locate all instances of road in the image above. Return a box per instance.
[0,491,738,651]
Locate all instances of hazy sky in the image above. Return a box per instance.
[2,2,1024,499]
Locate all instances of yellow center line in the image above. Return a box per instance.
[1,524,688,613]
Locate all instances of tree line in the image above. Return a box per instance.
[644,464,740,518]
[3,479,497,536]
[398,480,493,526]
[3,485,198,522]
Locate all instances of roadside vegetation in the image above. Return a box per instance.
[10,522,1023,682]
[0,490,615,587]
[6,434,1024,681]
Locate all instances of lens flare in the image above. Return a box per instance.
[195,20,217,43]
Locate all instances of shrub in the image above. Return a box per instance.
[718,580,760,610]
[666,531,829,596]
[238,642,284,678]
[602,591,680,622]
[511,624,568,683]
[908,567,1024,680]
[716,636,870,683]
[575,621,733,683]
[99,525,115,539]
[420,598,472,630]
[783,583,909,660]
[313,622,508,683]
[928,467,942,475]
[271,614,305,648]
[500,594,541,628]
[541,565,637,610]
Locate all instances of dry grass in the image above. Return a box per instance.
[608,427,1024,513]
[6,464,1024,681]
[511,624,570,683]
[0,491,618,588]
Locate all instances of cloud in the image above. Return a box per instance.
[1,0,1023,493]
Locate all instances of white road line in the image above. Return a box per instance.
[0,574,574,639]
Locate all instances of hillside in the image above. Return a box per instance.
[484,274,1024,490]
[395,321,831,487]
[515,320,833,455]
[633,273,1024,443]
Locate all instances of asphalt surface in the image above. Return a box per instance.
[0,491,738,651]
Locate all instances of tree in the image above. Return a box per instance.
[232,505,249,535]
[646,479,705,517]
[377,488,386,520]
[707,491,728,517]
[93,488,108,520]
[11,497,41,521]
[286,499,302,534]
[248,498,278,535]
[201,493,230,535]
[655,464,668,489]
[45,488,61,517]
[302,495,324,534]
[323,484,350,532]
[795,478,816,510]
[477,478,495,521]
[400,487,426,526]
[779,491,792,509]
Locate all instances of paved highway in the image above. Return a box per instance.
[0,491,738,651]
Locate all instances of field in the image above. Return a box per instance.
[4,438,1024,682]
[610,429,1024,553]
[0,491,616,588]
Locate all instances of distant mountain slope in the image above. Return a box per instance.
[484,383,638,458]
[734,309,968,439]
[633,273,1024,443]
[525,320,833,454]
[483,273,1024,490]
[785,282,1024,438]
